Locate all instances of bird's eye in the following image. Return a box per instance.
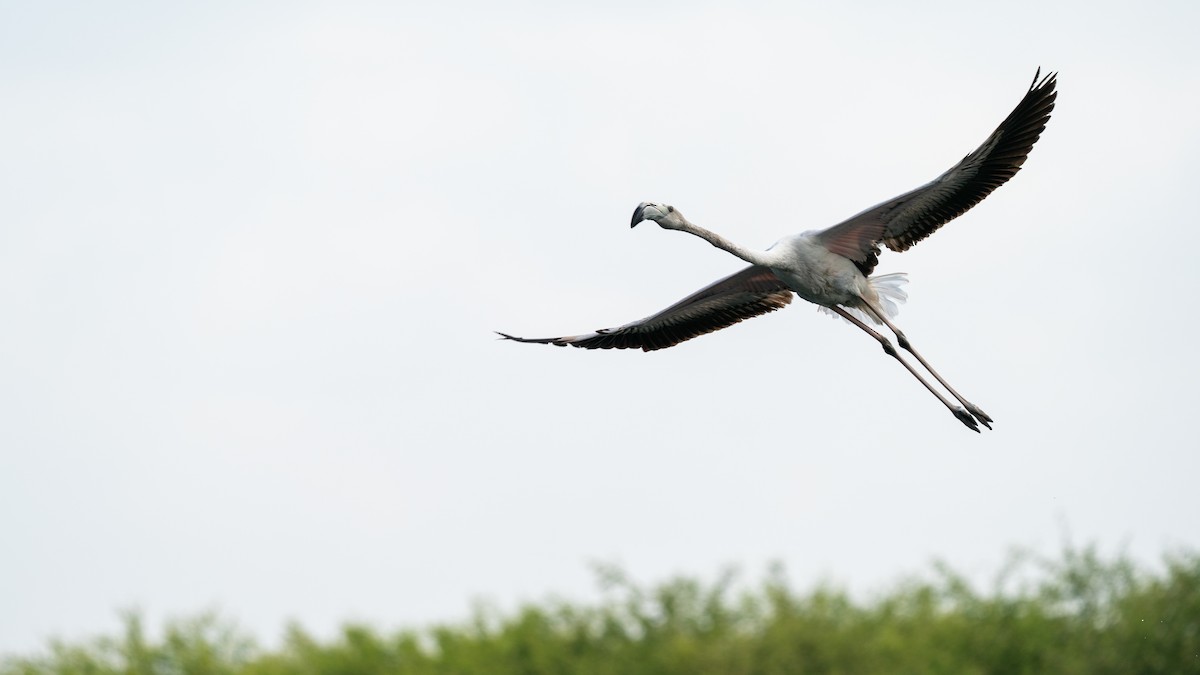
[667,206,675,213]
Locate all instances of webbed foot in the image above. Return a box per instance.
[964,403,993,430]
[953,407,981,433]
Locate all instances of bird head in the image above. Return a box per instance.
[630,202,685,230]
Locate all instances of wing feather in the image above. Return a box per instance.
[497,265,793,352]
[816,69,1057,274]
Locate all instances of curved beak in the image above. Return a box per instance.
[630,202,649,228]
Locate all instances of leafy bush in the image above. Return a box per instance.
[5,544,1198,675]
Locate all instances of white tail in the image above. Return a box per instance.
[818,272,908,326]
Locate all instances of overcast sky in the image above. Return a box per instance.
[2,0,1198,656]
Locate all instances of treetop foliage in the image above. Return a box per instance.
[5,544,1198,675]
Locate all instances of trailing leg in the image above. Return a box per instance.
[864,304,993,430]
[829,307,980,432]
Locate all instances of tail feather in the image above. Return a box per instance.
[818,272,908,326]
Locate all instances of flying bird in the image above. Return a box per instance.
[499,70,1057,432]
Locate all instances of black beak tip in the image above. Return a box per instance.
[630,203,646,228]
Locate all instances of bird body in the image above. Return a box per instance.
[500,70,1058,432]
[764,232,881,312]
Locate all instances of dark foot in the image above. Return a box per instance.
[965,402,993,430]
[953,407,981,433]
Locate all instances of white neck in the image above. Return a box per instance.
[672,218,775,267]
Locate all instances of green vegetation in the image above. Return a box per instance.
[5,545,1199,675]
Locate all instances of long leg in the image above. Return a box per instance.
[862,302,993,430]
[829,306,981,432]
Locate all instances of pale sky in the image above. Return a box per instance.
[2,0,1198,655]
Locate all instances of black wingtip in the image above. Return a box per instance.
[1030,66,1057,92]
[495,331,561,346]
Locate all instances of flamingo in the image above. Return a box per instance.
[499,70,1057,432]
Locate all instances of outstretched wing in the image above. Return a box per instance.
[497,265,793,352]
[817,69,1057,275]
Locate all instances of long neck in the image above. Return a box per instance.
[673,219,774,267]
